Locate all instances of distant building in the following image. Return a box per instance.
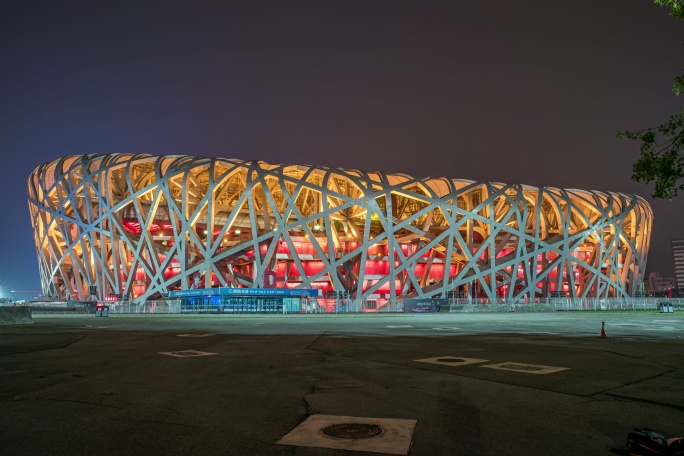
[673,238,684,290]
[648,272,676,293]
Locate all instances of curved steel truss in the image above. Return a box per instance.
[28,154,652,303]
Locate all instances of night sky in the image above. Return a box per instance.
[2,1,684,298]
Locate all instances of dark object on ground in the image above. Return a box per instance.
[626,428,684,455]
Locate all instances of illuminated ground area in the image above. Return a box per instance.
[22,311,684,339]
[29,154,652,305]
[1,313,682,455]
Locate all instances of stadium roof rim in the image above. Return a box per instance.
[30,153,650,204]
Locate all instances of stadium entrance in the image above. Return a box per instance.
[169,288,320,314]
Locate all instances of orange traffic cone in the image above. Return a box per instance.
[599,321,609,339]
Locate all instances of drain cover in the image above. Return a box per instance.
[320,423,384,440]
[435,358,466,363]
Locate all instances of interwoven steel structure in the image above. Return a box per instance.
[28,154,652,304]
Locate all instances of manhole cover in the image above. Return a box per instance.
[436,358,466,363]
[320,423,384,440]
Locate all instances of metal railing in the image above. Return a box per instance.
[445,297,684,311]
[102,297,683,314]
[544,297,684,311]
[97,298,406,314]
[17,297,684,314]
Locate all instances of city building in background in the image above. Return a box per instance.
[27,154,653,306]
[672,238,684,291]
[647,272,676,295]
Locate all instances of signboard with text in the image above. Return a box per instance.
[170,287,320,298]
[403,298,448,313]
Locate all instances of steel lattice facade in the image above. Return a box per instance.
[28,154,652,304]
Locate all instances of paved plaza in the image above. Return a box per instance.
[1,312,683,455]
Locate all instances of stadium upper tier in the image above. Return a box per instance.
[28,154,652,303]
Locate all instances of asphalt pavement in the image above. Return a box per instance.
[1,312,683,455]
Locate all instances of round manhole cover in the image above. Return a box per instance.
[436,358,465,363]
[320,423,384,440]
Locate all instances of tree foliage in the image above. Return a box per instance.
[655,0,684,19]
[618,0,684,199]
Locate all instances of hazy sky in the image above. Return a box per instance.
[1,0,683,297]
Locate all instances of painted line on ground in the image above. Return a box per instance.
[480,362,569,375]
[159,350,217,357]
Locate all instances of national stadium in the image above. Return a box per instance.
[27,154,652,311]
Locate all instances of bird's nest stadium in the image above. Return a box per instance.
[28,154,652,310]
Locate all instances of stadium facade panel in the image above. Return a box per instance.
[28,154,652,306]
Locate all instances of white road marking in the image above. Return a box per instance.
[481,362,569,375]
[159,350,217,357]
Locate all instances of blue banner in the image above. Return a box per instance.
[170,287,319,298]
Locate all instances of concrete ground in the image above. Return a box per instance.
[1,312,683,455]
